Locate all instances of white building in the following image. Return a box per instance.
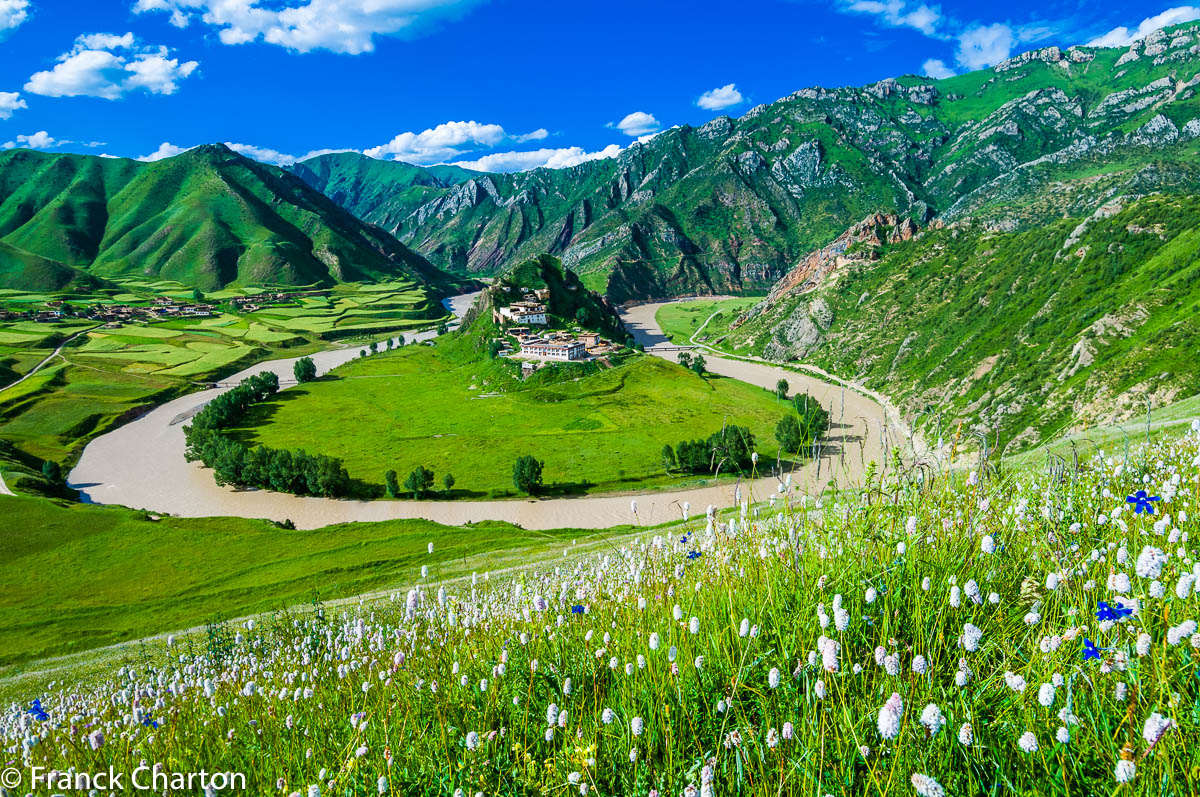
[497,301,547,325]
[522,340,586,361]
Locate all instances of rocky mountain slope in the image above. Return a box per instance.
[722,193,1200,449]
[288,153,477,237]
[0,145,449,292]
[302,22,1200,303]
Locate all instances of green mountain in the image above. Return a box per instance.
[0,144,449,292]
[304,23,1200,303]
[721,194,1200,449]
[288,152,478,237]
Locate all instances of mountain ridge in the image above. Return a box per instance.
[295,22,1200,302]
[0,144,449,292]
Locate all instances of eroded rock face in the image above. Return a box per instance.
[763,298,832,361]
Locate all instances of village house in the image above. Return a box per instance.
[496,300,547,325]
[522,339,587,361]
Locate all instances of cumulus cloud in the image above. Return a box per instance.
[1088,6,1200,48]
[612,111,661,137]
[134,0,486,55]
[697,83,744,110]
[25,32,198,99]
[955,23,1016,69]
[363,120,506,163]
[0,0,29,35]
[921,57,955,78]
[845,0,942,36]
[0,91,26,119]
[224,142,302,165]
[1,130,59,150]
[451,144,623,173]
[137,141,192,161]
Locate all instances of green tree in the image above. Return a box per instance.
[575,307,591,326]
[405,465,435,498]
[677,351,692,368]
[489,340,504,359]
[690,353,707,376]
[775,414,804,454]
[293,356,317,383]
[661,443,676,472]
[385,469,400,498]
[396,334,405,347]
[41,460,61,482]
[437,321,449,335]
[443,473,456,491]
[793,393,831,441]
[513,455,544,495]
[192,288,205,303]
[776,378,789,400]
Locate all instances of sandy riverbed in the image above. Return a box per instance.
[68,295,896,530]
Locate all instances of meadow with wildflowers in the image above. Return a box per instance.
[6,421,1200,796]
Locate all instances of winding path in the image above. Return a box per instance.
[0,326,97,392]
[69,294,898,530]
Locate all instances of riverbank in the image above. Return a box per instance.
[67,294,893,530]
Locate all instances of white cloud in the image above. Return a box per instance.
[25,32,198,99]
[845,0,942,36]
[512,128,549,143]
[225,142,300,165]
[363,120,506,163]
[451,144,622,173]
[955,23,1015,69]
[1,130,58,150]
[613,111,661,137]
[137,141,192,161]
[921,57,955,78]
[134,0,486,55]
[0,91,26,119]
[1088,6,1200,48]
[0,0,29,35]
[697,83,744,110]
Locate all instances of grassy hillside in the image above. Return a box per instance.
[307,24,1200,303]
[0,492,630,668]
[723,193,1200,450]
[7,425,1200,795]
[0,145,450,292]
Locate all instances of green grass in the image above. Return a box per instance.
[655,296,764,345]
[8,422,1200,795]
[0,493,636,669]
[236,346,794,497]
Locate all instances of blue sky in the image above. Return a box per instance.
[0,1,1194,171]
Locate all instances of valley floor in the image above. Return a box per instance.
[66,296,900,530]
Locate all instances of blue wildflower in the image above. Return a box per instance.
[142,716,158,729]
[1082,639,1103,661]
[27,699,48,722]
[1096,601,1134,622]
[680,534,689,544]
[1126,489,1161,515]
[687,550,702,560]
[570,604,585,614]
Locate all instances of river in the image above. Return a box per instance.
[68,294,895,530]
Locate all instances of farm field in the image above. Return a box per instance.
[655,296,763,347]
[235,345,796,498]
[0,279,450,465]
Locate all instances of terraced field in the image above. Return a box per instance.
[0,279,450,465]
